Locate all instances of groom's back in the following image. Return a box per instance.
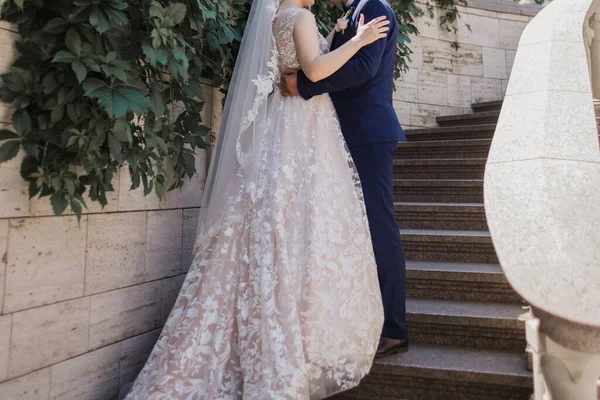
[330,0,406,147]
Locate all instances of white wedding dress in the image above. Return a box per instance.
[125,8,384,400]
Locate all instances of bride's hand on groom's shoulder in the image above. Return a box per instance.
[351,14,390,47]
[279,69,299,97]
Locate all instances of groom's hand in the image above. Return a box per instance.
[279,69,300,97]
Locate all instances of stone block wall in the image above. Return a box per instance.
[395,0,541,129]
[0,19,214,400]
[0,1,541,398]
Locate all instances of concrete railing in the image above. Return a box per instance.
[484,0,600,398]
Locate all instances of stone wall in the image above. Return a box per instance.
[0,1,541,399]
[395,0,541,129]
[0,18,214,399]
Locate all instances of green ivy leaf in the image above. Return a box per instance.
[70,197,83,222]
[50,191,69,215]
[0,140,20,163]
[146,134,168,154]
[12,109,31,136]
[22,141,40,159]
[165,3,187,25]
[43,18,71,34]
[66,27,83,57]
[71,60,87,83]
[149,84,165,116]
[14,0,24,9]
[142,42,168,66]
[112,118,132,144]
[0,130,18,140]
[83,78,149,118]
[53,50,78,64]
[89,7,111,34]
[107,133,123,162]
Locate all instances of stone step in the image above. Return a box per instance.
[406,261,523,304]
[407,298,526,351]
[393,179,483,203]
[395,202,488,231]
[472,100,503,113]
[335,345,531,400]
[405,124,497,142]
[437,111,500,127]
[396,139,492,159]
[394,158,487,180]
[401,229,498,264]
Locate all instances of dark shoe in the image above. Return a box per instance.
[375,337,408,359]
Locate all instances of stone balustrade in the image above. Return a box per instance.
[483,0,600,398]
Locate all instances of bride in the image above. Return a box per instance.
[125,0,388,398]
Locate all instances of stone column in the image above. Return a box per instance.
[526,313,600,400]
[589,13,600,98]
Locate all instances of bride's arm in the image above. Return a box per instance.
[294,10,389,83]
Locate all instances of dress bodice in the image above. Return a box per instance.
[273,8,330,70]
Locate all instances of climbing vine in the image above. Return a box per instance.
[0,0,464,218]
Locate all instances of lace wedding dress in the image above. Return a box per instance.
[125,7,384,400]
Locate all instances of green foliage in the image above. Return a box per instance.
[0,0,247,220]
[0,0,463,219]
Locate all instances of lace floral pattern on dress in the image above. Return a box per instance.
[125,5,383,400]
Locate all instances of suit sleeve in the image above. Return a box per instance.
[297,1,390,100]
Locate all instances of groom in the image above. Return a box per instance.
[280,0,408,357]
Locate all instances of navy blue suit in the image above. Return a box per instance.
[297,0,408,339]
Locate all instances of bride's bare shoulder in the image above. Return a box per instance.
[293,8,317,27]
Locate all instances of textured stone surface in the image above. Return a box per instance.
[470,77,503,103]
[394,100,411,127]
[468,14,500,48]
[119,329,160,385]
[9,297,90,377]
[0,315,10,381]
[89,282,161,349]
[4,216,86,313]
[159,149,208,209]
[0,26,18,76]
[451,44,484,77]
[422,38,453,73]
[145,210,183,282]
[182,208,200,271]
[489,91,599,163]
[396,138,492,160]
[418,70,448,106]
[0,219,7,313]
[401,229,498,264]
[485,160,600,326]
[0,369,51,400]
[483,47,508,79]
[85,212,146,295]
[405,124,497,142]
[50,343,120,400]
[393,68,418,103]
[407,298,526,351]
[447,75,472,108]
[395,201,488,230]
[394,158,486,180]
[498,19,528,49]
[117,167,160,211]
[161,274,186,325]
[405,261,522,304]
[0,158,30,218]
[410,103,464,128]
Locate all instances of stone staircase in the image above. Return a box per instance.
[337,101,533,400]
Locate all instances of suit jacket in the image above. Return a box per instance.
[297,0,406,147]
